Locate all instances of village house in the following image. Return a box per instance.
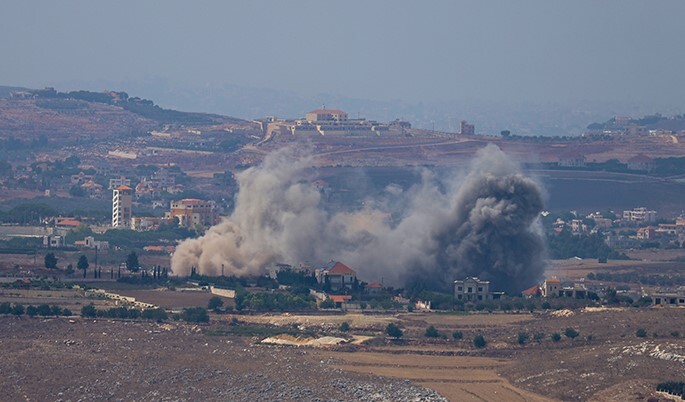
[454,277,492,302]
[316,261,357,291]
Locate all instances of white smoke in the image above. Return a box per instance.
[171,144,546,293]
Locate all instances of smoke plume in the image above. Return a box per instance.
[171,144,546,293]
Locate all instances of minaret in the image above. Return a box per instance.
[112,185,133,228]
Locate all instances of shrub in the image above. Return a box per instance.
[425,325,440,338]
[473,334,487,348]
[452,330,463,340]
[320,299,335,309]
[181,307,209,323]
[142,308,168,321]
[517,332,529,345]
[37,304,52,316]
[551,332,562,342]
[564,327,579,340]
[636,328,647,338]
[386,323,403,339]
[50,305,62,316]
[541,301,551,310]
[533,332,545,342]
[0,302,11,314]
[81,304,97,318]
[339,321,350,332]
[62,308,73,316]
[671,331,680,338]
[11,304,25,316]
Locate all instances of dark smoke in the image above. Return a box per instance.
[171,144,546,293]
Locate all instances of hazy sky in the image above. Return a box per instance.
[1,1,684,106]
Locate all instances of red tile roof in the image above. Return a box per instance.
[367,282,383,289]
[522,285,541,295]
[328,262,356,275]
[116,185,133,191]
[56,219,81,227]
[329,295,352,303]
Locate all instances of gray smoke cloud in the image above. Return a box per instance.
[171,144,546,293]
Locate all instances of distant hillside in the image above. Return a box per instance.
[0,88,255,143]
[0,85,31,98]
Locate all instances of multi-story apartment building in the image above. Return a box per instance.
[112,185,133,228]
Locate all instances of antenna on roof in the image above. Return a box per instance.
[322,104,326,110]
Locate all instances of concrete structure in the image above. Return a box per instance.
[108,176,132,190]
[652,289,685,307]
[623,207,657,224]
[43,235,64,248]
[460,120,475,135]
[165,199,217,228]
[542,278,561,297]
[627,154,656,172]
[111,185,133,228]
[316,261,357,291]
[558,152,587,168]
[131,216,165,231]
[454,277,491,302]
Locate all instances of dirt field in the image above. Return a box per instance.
[3,308,685,401]
[115,289,232,310]
[322,351,553,402]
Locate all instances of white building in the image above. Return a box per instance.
[112,185,133,228]
[454,277,492,302]
[623,207,656,224]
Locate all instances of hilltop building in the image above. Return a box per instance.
[305,109,348,122]
[460,120,475,135]
[112,185,133,228]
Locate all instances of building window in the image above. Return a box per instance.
[457,294,462,300]
[478,295,483,300]
[457,286,462,291]
[478,287,483,292]
[467,287,472,293]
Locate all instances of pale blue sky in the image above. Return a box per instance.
[1,1,684,119]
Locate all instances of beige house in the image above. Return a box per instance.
[454,277,491,302]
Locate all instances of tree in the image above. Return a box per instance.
[44,253,58,269]
[65,264,74,276]
[500,130,511,138]
[636,328,647,338]
[517,332,530,345]
[386,323,403,339]
[564,327,579,340]
[208,296,224,312]
[77,255,89,278]
[339,321,350,332]
[452,331,463,340]
[473,334,487,348]
[425,325,440,338]
[551,332,562,342]
[126,251,140,272]
[26,305,38,317]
